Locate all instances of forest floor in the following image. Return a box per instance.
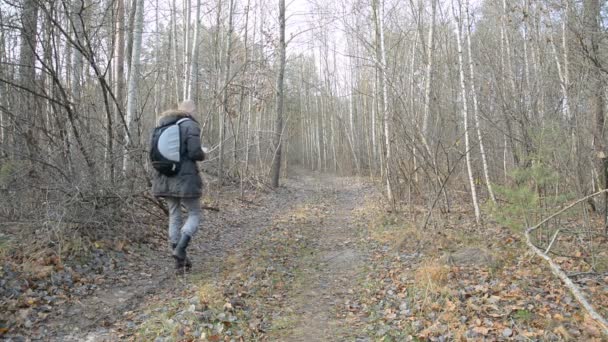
[2,171,607,341]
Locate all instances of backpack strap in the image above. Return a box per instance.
[176,118,190,125]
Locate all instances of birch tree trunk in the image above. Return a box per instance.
[123,0,144,175]
[379,0,393,203]
[561,1,571,125]
[465,0,495,204]
[372,0,393,202]
[521,0,531,109]
[422,0,436,141]
[182,0,192,99]
[171,0,181,100]
[187,0,202,101]
[270,0,286,188]
[454,0,481,225]
[549,2,571,122]
[372,0,393,203]
[110,0,126,181]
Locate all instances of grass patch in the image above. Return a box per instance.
[270,314,298,332]
[368,213,419,250]
[414,261,449,292]
[513,309,533,322]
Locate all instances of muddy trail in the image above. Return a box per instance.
[26,172,379,341]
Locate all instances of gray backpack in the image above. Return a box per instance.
[149,118,190,176]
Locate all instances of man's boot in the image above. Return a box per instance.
[173,235,192,271]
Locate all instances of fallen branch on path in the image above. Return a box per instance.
[524,189,608,335]
[237,197,262,207]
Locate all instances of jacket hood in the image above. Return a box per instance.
[157,110,196,126]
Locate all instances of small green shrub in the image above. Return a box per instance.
[487,162,572,231]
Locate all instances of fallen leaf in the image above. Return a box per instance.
[472,326,489,335]
[208,334,221,342]
[554,325,571,339]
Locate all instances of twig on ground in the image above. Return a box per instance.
[544,228,561,255]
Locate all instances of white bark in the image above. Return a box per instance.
[550,1,572,122]
[182,0,191,99]
[123,0,144,174]
[454,0,481,224]
[422,0,436,140]
[171,0,180,100]
[379,0,393,203]
[561,1,571,122]
[186,0,201,101]
[154,0,161,118]
[521,0,531,112]
[465,0,496,204]
[410,30,419,183]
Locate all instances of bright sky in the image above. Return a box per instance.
[145,0,483,93]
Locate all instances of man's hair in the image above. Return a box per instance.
[178,100,196,114]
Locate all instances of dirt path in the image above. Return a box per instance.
[11,172,605,341]
[38,182,297,340]
[36,172,378,341]
[270,175,372,341]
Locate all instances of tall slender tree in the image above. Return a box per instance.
[454,0,481,224]
[270,0,286,187]
[123,0,144,174]
[465,0,495,204]
[17,0,39,160]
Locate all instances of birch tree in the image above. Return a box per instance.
[454,0,481,224]
[372,0,393,202]
[270,0,286,187]
[186,0,202,101]
[123,0,144,174]
[465,0,495,204]
[422,0,436,142]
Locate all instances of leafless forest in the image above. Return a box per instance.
[2,0,608,339]
[2,0,607,222]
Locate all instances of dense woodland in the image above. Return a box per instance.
[3,0,608,337]
[1,0,608,237]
